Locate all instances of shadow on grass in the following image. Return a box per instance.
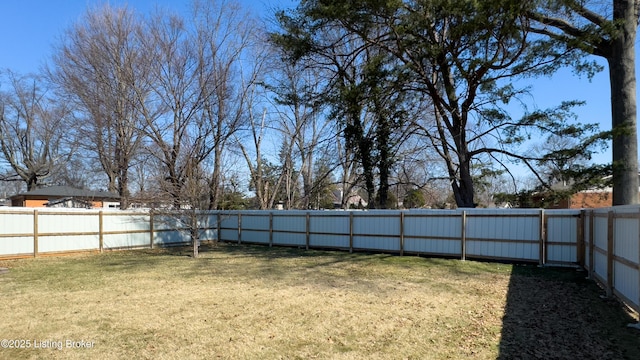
[160,241,399,266]
[498,265,640,360]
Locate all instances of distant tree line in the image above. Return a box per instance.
[0,0,636,209]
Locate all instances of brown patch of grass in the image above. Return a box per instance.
[0,243,637,359]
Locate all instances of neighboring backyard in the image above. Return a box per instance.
[0,243,638,359]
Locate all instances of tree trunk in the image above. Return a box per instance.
[27,176,38,192]
[609,0,639,205]
[118,167,130,209]
[191,212,199,258]
[377,123,391,209]
[361,141,376,209]
[457,157,476,208]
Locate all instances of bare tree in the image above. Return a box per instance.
[265,59,333,209]
[236,108,285,210]
[189,0,264,210]
[50,4,144,208]
[135,9,216,209]
[0,71,74,191]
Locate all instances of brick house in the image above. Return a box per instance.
[545,190,613,209]
[10,186,120,209]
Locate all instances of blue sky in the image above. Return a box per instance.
[0,0,294,73]
[0,0,629,181]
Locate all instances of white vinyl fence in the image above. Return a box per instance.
[0,206,638,312]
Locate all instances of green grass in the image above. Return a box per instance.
[0,243,638,359]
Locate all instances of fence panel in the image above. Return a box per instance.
[36,211,100,253]
[103,212,150,249]
[0,211,35,257]
[37,234,99,253]
[352,235,400,252]
[546,212,580,264]
[614,261,640,309]
[0,211,34,234]
[352,211,401,252]
[592,213,610,285]
[239,213,270,244]
[610,207,640,312]
[308,212,350,249]
[0,236,34,257]
[219,213,239,242]
[352,211,400,236]
[403,211,461,256]
[272,212,306,246]
[198,213,219,241]
[465,210,541,261]
[152,214,190,246]
[614,217,639,265]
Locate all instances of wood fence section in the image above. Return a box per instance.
[463,209,542,263]
[584,206,640,313]
[216,208,581,266]
[0,208,194,259]
[0,208,583,265]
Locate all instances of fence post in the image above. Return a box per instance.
[99,211,104,253]
[539,209,546,266]
[577,210,585,266]
[33,210,38,258]
[606,210,614,297]
[349,212,354,253]
[588,210,595,279]
[269,212,273,247]
[217,212,221,243]
[149,211,155,249]
[238,212,242,244]
[399,212,404,256]
[461,211,467,261]
[305,212,310,250]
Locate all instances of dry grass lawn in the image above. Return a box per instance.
[0,243,638,359]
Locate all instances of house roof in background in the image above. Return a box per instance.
[11,186,120,200]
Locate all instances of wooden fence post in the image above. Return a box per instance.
[217,212,221,243]
[606,210,614,297]
[588,210,595,279]
[238,212,242,244]
[399,212,405,256]
[577,210,585,267]
[349,212,354,253]
[269,212,273,247]
[306,212,310,250]
[149,211,155,249]
[461,211,467,261]
[99,211,104,253]
[33,210,38,258]
[539,209,546,266]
